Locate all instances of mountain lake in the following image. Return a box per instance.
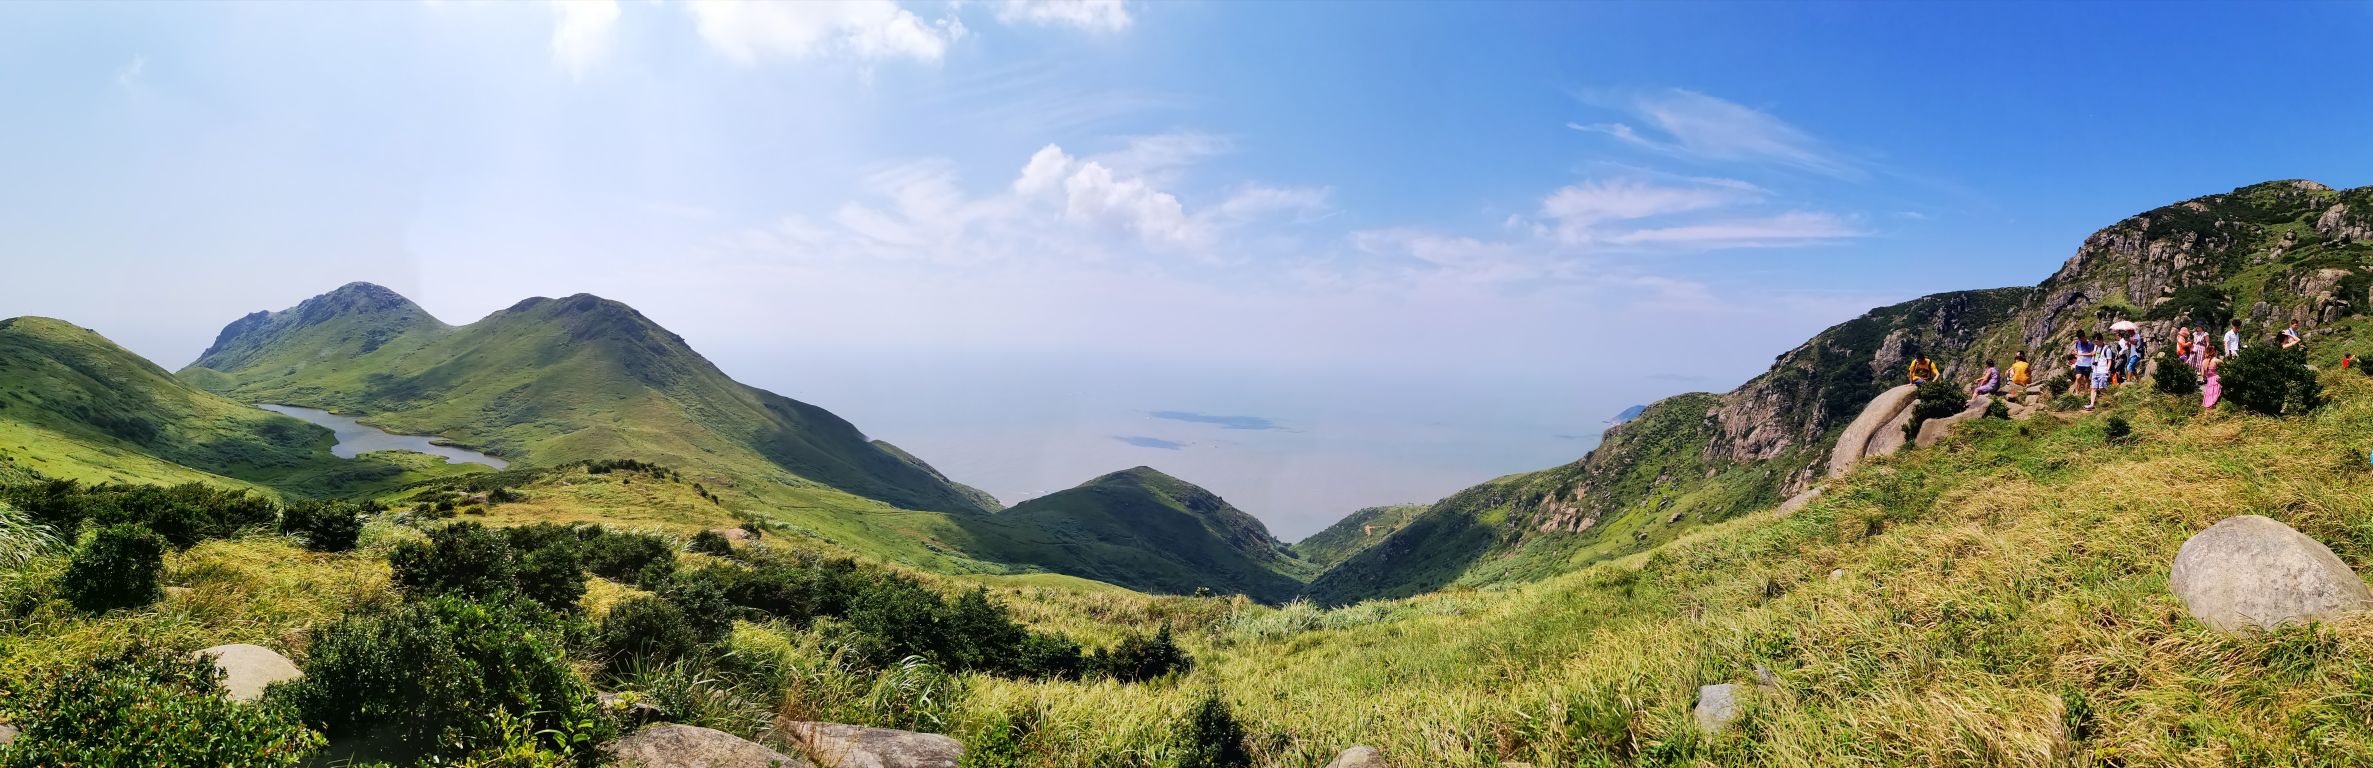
[257,404,508,469]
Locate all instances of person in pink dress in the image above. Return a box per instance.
[2201,347,2223,410]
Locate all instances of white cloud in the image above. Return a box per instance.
[115,54,145,88]
[1572,89,1860,178]
[685,0,963,65]
[1602,212,1863,246]
[1537,178,1756,243]
[549,0,621,79]
[994,0,1132,32]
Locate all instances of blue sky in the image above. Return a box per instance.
[2,1,2368,537]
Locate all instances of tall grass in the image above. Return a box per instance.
[0,501,57,567]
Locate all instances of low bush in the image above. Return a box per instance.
[2105,415,2134,444]
[1984,397,2011,420]
[61,523,166,612]
[279,500,363,552]
[2221,344,2322,416]
[580,529,677,587]
[273,597,609,766]
[688,529,735,557]
[0,645,322,767]
[1172,690,1252,768]
[0,480,276,547]
[2153,350,2200,396]
[515,544,588,612]
[388,521,515,601]
[1902,381,1967,441]
[1091,625,1192,683]
[600,595,702,674]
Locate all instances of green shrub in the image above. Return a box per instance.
[0,481,276,548]
[580,529,677,587]
[388,521,515,601]
[1091,624,1193,683]
[515,544,588,612]
[2050,393,2086,412]
[1902,381,1967,442]
[0,645,321,767]
[2105,415,2134,444]
[2221,345,2322,416]
[279,500,363,552]
[61,523,166,612]
[1172,690,1252,768]
[600,595,702,674]
[688,529,735,557]
[273,597,609,766]
[1983,397,2011,420]
[2153,350,2200,396]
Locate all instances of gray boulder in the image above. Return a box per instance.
[1775,487,1822,517]
[0,722,16,747]
[609,725,813,768]
[1324,745,1389,768]
[1828,384,1919,477]
[193,644,302,703]
[774,721,961,768]
[2171,515,2373,633]
[1693,683,1742,733]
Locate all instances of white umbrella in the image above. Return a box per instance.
[2109,320,2139,332]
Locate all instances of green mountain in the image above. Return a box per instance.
[1291,504,1423,571]
[179,284,996,516]
[1309,179,2373,604]
[0,316,478,495]
[955,467,1313,602]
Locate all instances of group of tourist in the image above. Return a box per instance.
[1902,319,2309,414]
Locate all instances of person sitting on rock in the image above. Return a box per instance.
[1908,355,1939,385]
[1972,360,2000,396]
[2010,351,2031,389]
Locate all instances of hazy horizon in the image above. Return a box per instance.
[5,1,2368,538]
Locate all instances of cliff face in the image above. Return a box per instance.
[1308,179,2373,605]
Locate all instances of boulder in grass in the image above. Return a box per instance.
[609,724,813,768]
[1693,683,1742,733]
[192,644,301,703]
[2171,515,2373,634]
[773,721,961,768]
[0,722,16,747]
[1324,746,1389,768]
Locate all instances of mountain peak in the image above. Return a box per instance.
[189,283,443,372]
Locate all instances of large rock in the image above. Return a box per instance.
[1324,745,1389,768]
[609,725,813,768]
[1775,487,1822,517]
[1827,384,1919,477]
[193,644,302,703]
[0,722,16,747]
[774,721,960,768]
[1693,683,1742,733]
[2170,515,2373,633]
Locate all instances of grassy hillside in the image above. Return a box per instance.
[955,467,1316,602]
[180,285,996,517]
[1291,504,1423,571]
[0,317,479,498]
[1308,179,2373,605]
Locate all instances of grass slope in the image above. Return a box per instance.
[955,467,1315,602]
[179,285,996,517]
[0,317,479,498]
[1291,504,1424,571]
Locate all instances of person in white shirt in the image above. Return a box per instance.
[2224,320,2243,357]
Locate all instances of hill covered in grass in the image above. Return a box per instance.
[179,283,997,517]
[0,316,480,497]
[955,467,1315,602]
[1307,179,2373,605]
[1291,503,1423,571]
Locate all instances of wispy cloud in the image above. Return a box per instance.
[1571,89,1862,179]
[1149,411,1279,430]
[684,0,966,65]
[549,0,620,79]
[1114,435,1185,450]
[114,54,145,88]
[1602,211,1863,247]
[995,0,1132,33]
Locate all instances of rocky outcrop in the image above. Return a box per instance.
[1912,397,1990,450]
[2170,515,2373,634]
[193,644,301,703]
[1324,746,1390,768]
[771,721,961,768]
[1827,384,1918,477]
[1693,683,1742,733]
[609,725,813,768]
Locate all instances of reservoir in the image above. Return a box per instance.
[256,404,509,470]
